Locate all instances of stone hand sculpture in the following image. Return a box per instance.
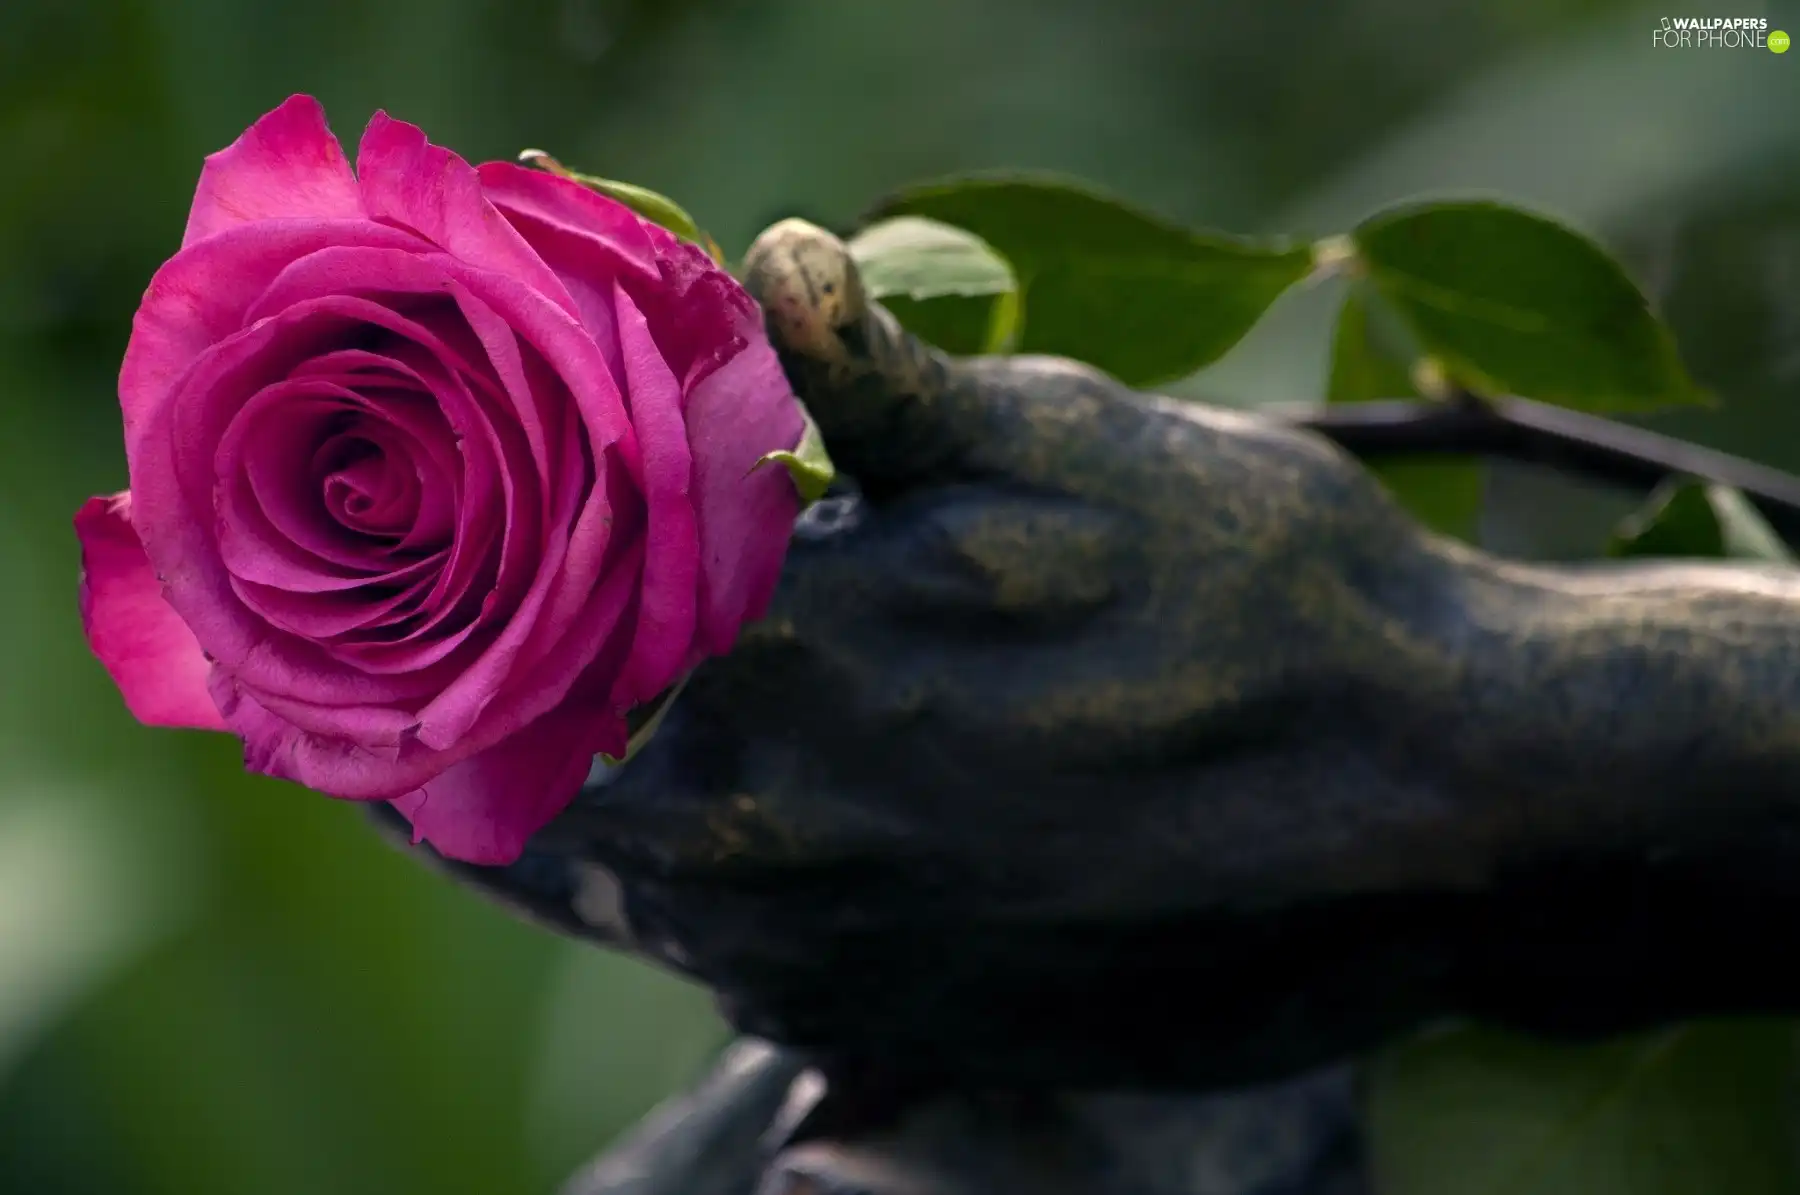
[375,220,1800,1194]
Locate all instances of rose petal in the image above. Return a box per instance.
[210,676,408,789]
[626,230,760,394]
[400,280,572,745]
[355,113,581,323]
[477,162,659,279]
[479,161,658,351]
[205,319,489,613]
[208,538,642,803]
[389,578,643,865]
[509,402,640,683]
[182,95,364,248]
[683,337,806,655]
[610,284,698,706]
[278,323,515,666]
[233,567,438,641]
[237,252,565,665]
[217,383,416,580]
[136,296,472,710]
[120,220,422,466]
[388,698,625,865]
[348,329,512,669]
[236,685,419,750]
[75,492,227,731]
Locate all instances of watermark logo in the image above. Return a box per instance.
[1653,16,1783,49]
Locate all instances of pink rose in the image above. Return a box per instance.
[75,95,806,864]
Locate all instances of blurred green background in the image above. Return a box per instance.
[4,1,1800,1191]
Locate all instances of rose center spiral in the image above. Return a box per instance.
[311,417,423,541]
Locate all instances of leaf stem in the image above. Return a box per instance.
[1285,396,1800,541]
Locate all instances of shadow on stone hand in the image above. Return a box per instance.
[373,220,1800,1193]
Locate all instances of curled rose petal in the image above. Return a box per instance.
[388,697,626,866]
[611,283,698,706]
[356,112,580,324]
[203,536,643,803]
[683,337,808,654]
[119,219,424,465]
[75,493,226,731]
[182,94,364,248]
[477,160,659,345]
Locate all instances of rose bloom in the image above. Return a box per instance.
[75,95,805,864]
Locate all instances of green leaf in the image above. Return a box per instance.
[883,292,1021,356]
[849,215,1017,302]
[1369,1021,1800,1195]
[1607,480,1793,562]
[1328,288,1485,541]
[518,149,717,258]
[847,216,1021,354]
[1351,200,1708,413]
[751,402,836,504]
[868,174,1313,387]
